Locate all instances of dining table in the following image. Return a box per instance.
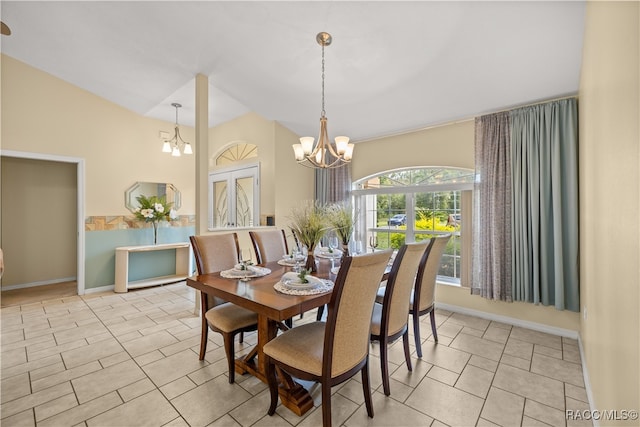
[186,257,338,416]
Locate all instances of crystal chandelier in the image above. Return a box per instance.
[292,32,354,169]
[162,103,193,157]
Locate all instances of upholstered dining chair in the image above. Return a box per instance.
[250,228,307,327]
[189,233,258,384]
[263,250,393,427]
[370,240,429,396]
[249,229,289,264]
[410,234,451,357]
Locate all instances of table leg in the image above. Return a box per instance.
[233,315,314,416]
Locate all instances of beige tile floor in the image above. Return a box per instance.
[0,282,592,426]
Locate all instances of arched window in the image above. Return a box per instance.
[352,167,474,285]
[215,142,258,166]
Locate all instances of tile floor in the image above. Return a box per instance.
[0,282,592,426]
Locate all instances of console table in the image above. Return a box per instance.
[114,243,193,293]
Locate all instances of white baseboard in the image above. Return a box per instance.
[1,277,76,291]
[436,302,579,339]
[577,335,597,426]
[83,284,115,294]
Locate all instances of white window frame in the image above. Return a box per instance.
[352,169,473,286]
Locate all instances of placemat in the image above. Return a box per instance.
[220,266,271,279]
[274,279,334,295]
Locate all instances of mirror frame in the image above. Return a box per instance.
[125,182,181,213]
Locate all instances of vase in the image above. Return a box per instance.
[304,250,318,272]
[341,242,350,260]
[152,221,159,245]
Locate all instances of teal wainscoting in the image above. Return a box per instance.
[85,225,196,290]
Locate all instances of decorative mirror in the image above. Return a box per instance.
[125,182,181,213]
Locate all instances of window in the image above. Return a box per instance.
[215,142,258,166]
[208,163,260,229]
[352,167,474,285]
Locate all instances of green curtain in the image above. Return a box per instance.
[510,98,579,311]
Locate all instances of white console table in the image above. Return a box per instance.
[115,243,193,293]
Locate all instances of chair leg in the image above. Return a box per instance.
[239,332,244,343]
[266,358,279,416]
[413,312,422,358]
[222,332,236,384]
[199,321,209,360]
[380,337,391,396]
[429,310,438,343]
[361,360,374,418]
[316,304,325,321]
[321,381,332,427]
[402,330,412,372]
[285,318,293,328]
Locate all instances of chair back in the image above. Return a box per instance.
[325,250,392,377]
[415,234,451,312]
[190,233,240,307]
[381,241,430,336]
[249,229,289,264]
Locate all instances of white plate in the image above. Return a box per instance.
[316,251,341,259]
[279,278,318,290]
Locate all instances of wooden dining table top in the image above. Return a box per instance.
[186,260,335,323]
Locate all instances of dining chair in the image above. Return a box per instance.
[249,229,289,264]
[410,234,451,357]
[263,250,393,427]
[189,233,258,384]
[250,228,308,326]
[370,240,429,396]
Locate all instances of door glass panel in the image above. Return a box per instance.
[212,180,228,227]
[208,163,260,229]
[235,176,254,227]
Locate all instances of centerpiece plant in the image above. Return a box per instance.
[133,194,174,245]
[326,203,357,257]
[288,201,329,272]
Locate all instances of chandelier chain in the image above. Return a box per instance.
[321,42,326,117]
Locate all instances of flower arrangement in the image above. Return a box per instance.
[133,195,174,223]
[326,203,357,247]
[287,201,329,271]
[133,195,175,244]
[288,201,328,251]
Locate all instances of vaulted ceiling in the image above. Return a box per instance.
[1,1,585,142]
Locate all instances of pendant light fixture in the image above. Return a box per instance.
[162,103,193,157]
[292,32,354,169]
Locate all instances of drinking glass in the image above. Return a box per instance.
[369,235,378,253]
[328,235,339,268]
[240,249,252,281]
[292,245,302,272]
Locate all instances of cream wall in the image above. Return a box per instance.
[1,55,196,217]
[352,120,475,181]
[579,1,639,421]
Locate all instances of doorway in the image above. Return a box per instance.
[0,150,85,298]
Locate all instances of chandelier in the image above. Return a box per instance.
[162,103,193,157]
[292,32,354,169]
